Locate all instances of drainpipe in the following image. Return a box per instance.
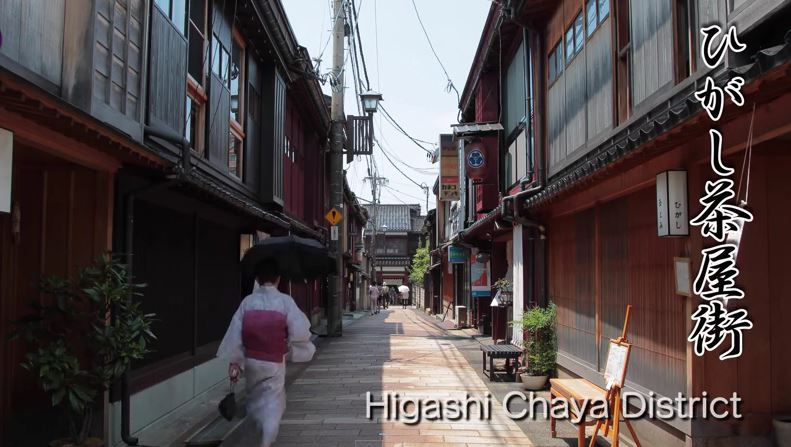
[501,8,550,306]
[118,126,188,445]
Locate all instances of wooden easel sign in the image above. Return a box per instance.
[604,340,630,391]
[589,305,641,447]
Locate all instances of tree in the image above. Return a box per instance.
[409,244,430,284]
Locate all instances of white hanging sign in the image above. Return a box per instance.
[330,225,339,241]
[656,170,689,237]
[0,128,12,213]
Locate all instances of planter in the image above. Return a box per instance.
[521,374,549,391]
[774,416,791,447]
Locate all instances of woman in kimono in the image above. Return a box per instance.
[217,259,315,447]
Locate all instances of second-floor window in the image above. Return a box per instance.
[229,32,246,179]
[154,0,186,34]
[566,12,584,64]
[548,42,564,84]
[186,0,207,156]
[587,0,610,37]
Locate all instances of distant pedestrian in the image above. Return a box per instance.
[381,285,390,309]
[369,282,380,314]
[398,285,410,309]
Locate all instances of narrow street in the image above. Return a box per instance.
[225,308,541,446]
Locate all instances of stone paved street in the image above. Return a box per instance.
[224,308,547,447]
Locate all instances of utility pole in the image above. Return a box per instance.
[327,0,345,337]
[420,182,430,214]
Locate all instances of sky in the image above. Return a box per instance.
[281,0,491,216]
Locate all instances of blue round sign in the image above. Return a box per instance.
[468,149,485,168]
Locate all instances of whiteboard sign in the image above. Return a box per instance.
[604,341,631,390]
[0,128,12,213]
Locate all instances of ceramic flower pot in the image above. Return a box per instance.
[521,374,549,391]
[774,416,791,447]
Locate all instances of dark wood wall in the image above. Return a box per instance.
[0,147,112,445]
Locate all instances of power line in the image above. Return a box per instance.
[378,135,436,175]
[375,139,426,190]
[351,0,371,90]
[410,0,460,104]
[379,105,435,154]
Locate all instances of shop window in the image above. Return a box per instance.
[154,0,186,34]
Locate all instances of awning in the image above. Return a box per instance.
[451,122,503,138]
[428,262,442,271]
[457,207,510,244]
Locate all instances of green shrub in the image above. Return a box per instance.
[10,254,155,444]
[514,303,557,376]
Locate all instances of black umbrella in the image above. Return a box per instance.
[241,235,335,280]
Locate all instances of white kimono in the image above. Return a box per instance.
[217,284,315,446]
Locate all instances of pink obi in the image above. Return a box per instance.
[242,310,288,363]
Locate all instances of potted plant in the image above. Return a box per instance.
[513,303,557,390]
[11,254,156,447]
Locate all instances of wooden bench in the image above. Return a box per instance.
[549,306,641,447]
[480,343,522,382]
[549,378,607,446]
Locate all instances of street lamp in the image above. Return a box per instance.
[360,90,383,115]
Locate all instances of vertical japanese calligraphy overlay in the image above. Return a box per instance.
[688,25,754,361]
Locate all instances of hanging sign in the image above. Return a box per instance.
[656,170,689,237]
[448,245,466,264]
[464,139,488,184]
[0,128,12,213]
[439,134,460,201]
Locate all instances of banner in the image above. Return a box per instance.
[471,254,491,298]
[439,134,459,201]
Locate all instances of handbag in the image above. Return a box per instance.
[218,381,236,421]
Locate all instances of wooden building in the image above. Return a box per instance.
[343,177,369,312]
[363,204,425,294]
[455,0,791,445]
[0,0,334,444]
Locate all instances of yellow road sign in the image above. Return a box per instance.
[325,207,343,225]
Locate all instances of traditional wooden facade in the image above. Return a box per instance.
[0,0,333,444]
[456,0,791,445]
